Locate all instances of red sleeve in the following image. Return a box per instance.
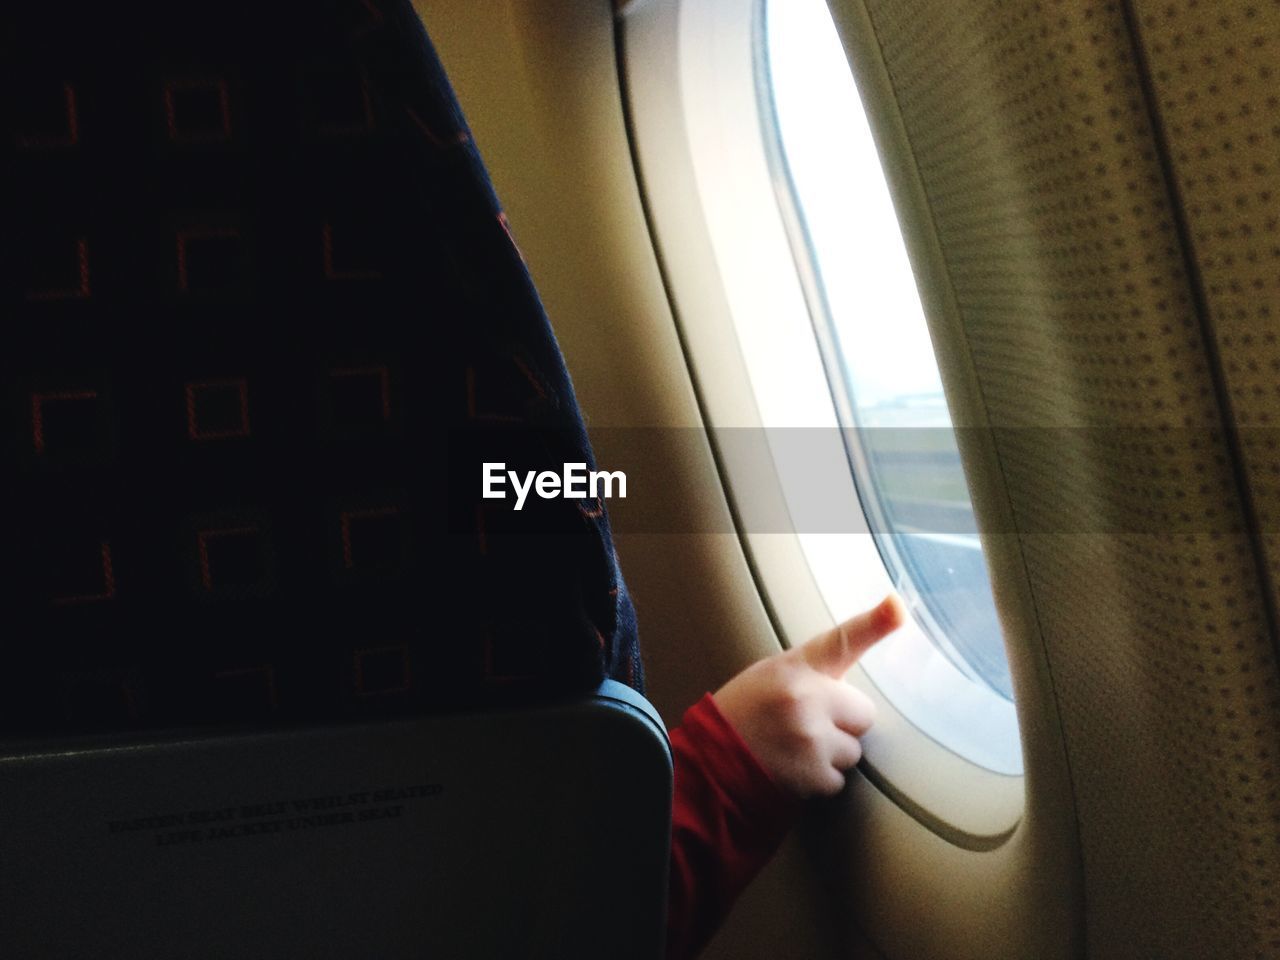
[666,693,799,960]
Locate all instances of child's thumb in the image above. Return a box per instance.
[801,595,905,678]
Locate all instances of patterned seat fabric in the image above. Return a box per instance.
[1,0,641,735]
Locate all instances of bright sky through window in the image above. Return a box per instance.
[766,0,944,414]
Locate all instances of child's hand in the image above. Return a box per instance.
[712,595,906,798]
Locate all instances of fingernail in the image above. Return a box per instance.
[878,594,905,629]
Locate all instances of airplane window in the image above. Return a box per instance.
[760,0,1022,773]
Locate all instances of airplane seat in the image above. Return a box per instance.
[0,0,669,956]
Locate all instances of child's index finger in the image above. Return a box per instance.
[801,594,906,679]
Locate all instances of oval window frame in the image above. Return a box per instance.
[621,0,1029,843]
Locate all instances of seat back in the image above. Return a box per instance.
[1,0,664,954]
[1,681,671,959]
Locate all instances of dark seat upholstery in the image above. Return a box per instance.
[1,0,642,736]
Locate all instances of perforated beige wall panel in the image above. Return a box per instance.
[848,0,1280,956]
[1130,3,1280,950]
